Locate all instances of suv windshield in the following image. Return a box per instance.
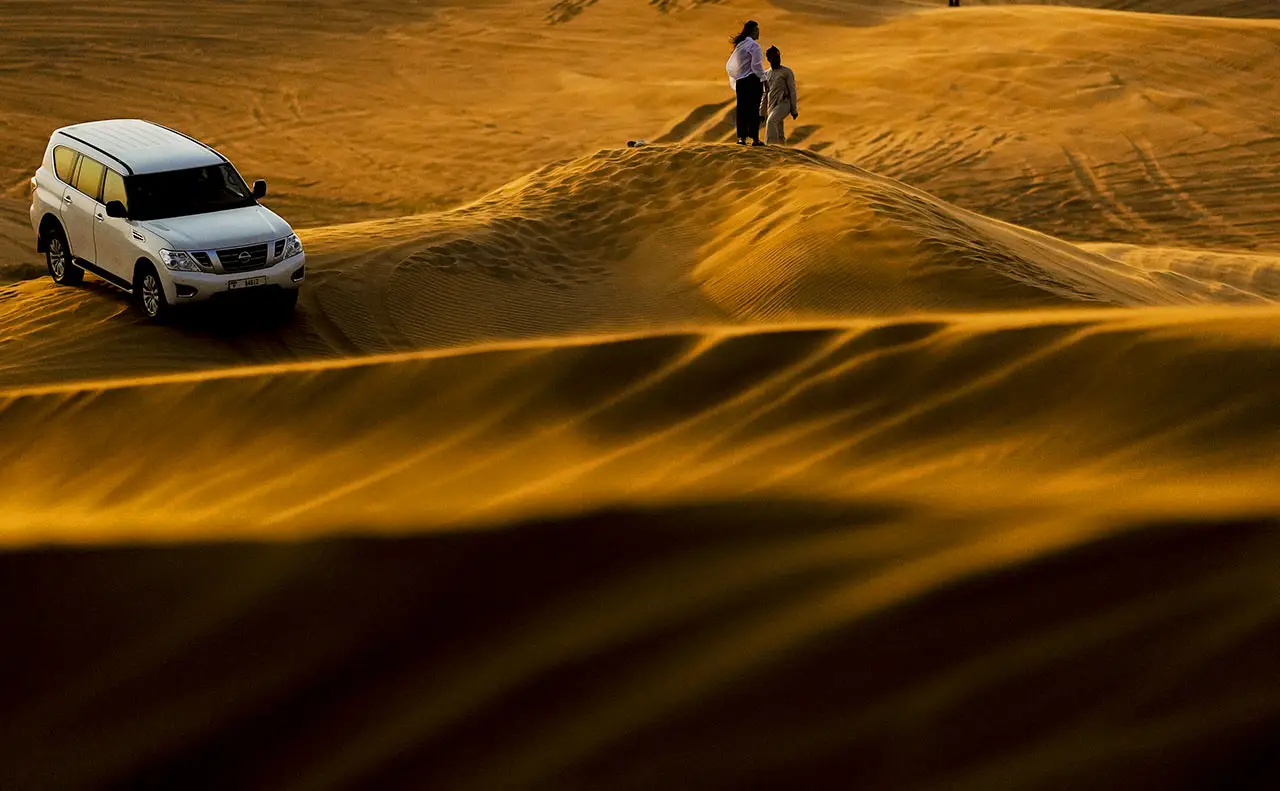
[125,164,256,221]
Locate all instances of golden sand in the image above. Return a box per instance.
[1,1,1278,788]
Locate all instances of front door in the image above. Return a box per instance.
[94,168,137,284]
[61,154,106,267]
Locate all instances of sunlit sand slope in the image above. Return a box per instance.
[4,308,1278,544]
[1082,243,1280,299]
[4,145,1273,390]
[656,6,1280,251]
[7,2,1280,284]
[310,145,1273,350]
[305,147,1211,350]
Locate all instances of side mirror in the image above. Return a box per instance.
[105,200,128,219]
[252,179,267,199]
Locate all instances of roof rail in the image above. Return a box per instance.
[57,131,135,176]
[143,120,230,164]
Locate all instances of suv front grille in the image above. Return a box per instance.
[274,239,286,258]
[217,243,269,272]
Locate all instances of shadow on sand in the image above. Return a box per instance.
[1,500,1277,790]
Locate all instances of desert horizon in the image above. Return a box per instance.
[2,1,1279,788]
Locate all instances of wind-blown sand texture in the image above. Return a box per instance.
[2,1,1279,789]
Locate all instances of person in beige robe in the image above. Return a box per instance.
[759,46,798,145]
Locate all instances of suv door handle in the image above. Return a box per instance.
[95,213,105,222]
[63,194,73,204]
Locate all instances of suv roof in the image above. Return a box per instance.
[54,119,227,176]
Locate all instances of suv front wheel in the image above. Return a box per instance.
[134,262,170,321]
[45,225,84,286]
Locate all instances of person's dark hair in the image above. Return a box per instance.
[766,46,781,67]
[731,20,759,48]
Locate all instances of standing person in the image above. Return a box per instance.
[725,20,767,146]
[760,46,798,146]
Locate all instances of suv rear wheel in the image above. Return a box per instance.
[134,262,170,321]
[45,225,84,286]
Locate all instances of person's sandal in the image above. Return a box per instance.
[752,141,766,146]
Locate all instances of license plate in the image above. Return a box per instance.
[228,276,267,290]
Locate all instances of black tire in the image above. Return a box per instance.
[45,225,83,286]
[134,262,171,322]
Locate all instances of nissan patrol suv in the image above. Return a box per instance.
[29,119,304,320]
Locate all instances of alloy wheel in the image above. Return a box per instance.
[49,237,66,280]
[141,274,161,317]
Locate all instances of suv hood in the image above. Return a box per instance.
[138,205,292,251]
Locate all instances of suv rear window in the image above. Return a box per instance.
[53,146,78,183]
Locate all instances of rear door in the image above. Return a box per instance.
[44,146,80,225]
[62,154,106,266]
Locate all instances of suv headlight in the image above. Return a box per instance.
[283,233,303,259]
[160,249,202,272]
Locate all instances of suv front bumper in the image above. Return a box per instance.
[165,253,306,303]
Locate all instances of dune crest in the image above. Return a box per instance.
[313,144,1274,348]
[6,143,1274,392]
[4,307,1278,545]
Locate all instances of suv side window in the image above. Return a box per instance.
[74,156,106,202]
[102,169,128,212]
[53,146,79,184]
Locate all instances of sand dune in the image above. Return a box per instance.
[3,509,1278,790]
[967,0,1279,17]
[4,144,1273,391]
[7,2,1280,283]
[905,0,1280,18]
[1083,242,1280,299]
[745,6,1280,251]
[4,306,1280,786]
[287,144,1280,352]
[4,1,1280,789]
[4,308,1279,544]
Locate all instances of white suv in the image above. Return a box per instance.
[29,119,304,320]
